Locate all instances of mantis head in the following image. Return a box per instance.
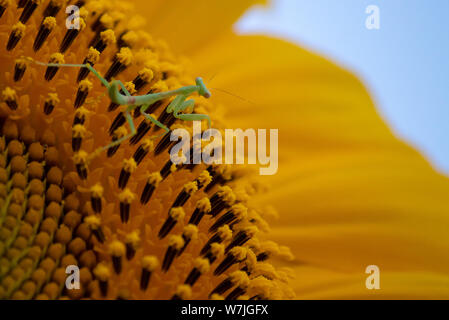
[195,77,211,99]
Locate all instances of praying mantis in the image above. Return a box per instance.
[26,58,212,160]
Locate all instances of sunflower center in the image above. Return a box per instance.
[0,120,92,300]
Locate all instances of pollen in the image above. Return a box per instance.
[147,172,162,187]
[197,197,212,214]
[217,225,233,242]
[86,47,100,64]
[123,158,137,172]
[109,241,126,257]
[141,138,154,151]
[43,16,56,29]
[194,258,210,274]
[209,242,225,258]
[44,93,60,114]
[2,87,18,110]
[85,215,101,229]
[90,184,104,198]
[183,224,198,240]
[73,150,88,164]
[78,79,93,92]
[184,181,198,195]
[197,170,212,187]
[74,107,90,124]
[173,284,192,300]
[142,256,158,272]
[170,207,185,221]
[121,31,139,48]
[94,264,111,281]
[138,68,154,83]
[168,235,185,251]
[217,186,236,205]
[100,29,117,46]
[118,188,136,204]
[125,231,140,260]
[114,126,128,139]
[72,124,87,138]
[11,21,26,37]
[49,52,64,64]
[99,13,114,30]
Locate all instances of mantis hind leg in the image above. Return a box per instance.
[140,108,170,140]
[85,64,110,87]
[88,106,137,160]
[28,58,110,87]
[114,79,132,97]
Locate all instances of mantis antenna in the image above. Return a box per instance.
[210,87,256,105]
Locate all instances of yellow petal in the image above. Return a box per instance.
[190,34,449,298]
[291,266,449,299]
[134,0,266,54]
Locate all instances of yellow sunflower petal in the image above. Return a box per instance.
[291,266,449,299]
[134,0,266,54]
[190,34,449,297]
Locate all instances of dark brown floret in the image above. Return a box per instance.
[17,0,28,8]
[214,254,239,276]
[0,4,6,18]
[119,202,130,223]
[200,232,225,256]
[140,269,152,290]
[19,0,40,23]
[155,110,176,132]
[14,61,26,82]
[43,0,64,17]
[159,160,177,180]
[129,119,152,145]
[104,57,127,81]
[91,196,102,213]
[154,130,178,156]
[225,287,246,300]
[74,87,90,109]
[184,268,202,286]
[132,144,149,165]
[225,230,252,253]
[140,183,155,205]
[210,278,233,297]
[109,112,126,136]
[162,245,178,272]
[33,18,55,52]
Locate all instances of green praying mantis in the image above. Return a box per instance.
[26,57,212,160]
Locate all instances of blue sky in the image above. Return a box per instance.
[236,0,449,175]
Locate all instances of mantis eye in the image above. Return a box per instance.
[195,77,212,99]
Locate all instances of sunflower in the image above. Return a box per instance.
[0,0,448,301]
[0,0,295,300]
